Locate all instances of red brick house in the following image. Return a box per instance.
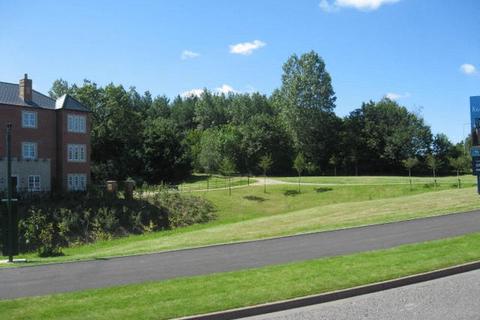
[0,74,91,192]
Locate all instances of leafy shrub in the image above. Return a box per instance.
[19,208,63,257]
[15,188,215,256]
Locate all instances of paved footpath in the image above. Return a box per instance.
[243,269,480,320]
[1,211,480,300]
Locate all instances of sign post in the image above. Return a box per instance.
[470,96,480,194]
[1,123,19,261]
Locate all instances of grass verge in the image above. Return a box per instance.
[1,232,480,320]
[199,182,474,224]
[10,187,480,265]
[274,175,476,185]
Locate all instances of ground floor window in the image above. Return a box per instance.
[28,175,41,192]
[68,174,87,191]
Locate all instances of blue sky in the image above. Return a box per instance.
[1,0,479,142]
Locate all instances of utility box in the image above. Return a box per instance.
[106,180,118,195]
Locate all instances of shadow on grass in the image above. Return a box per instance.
[314,187,333,193]
[243,195,267,202]
[284,190,300,196]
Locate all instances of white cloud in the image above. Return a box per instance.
[229,40,266,55]
[460,63,477,75]
[385,92,410,100]
[181,84,238,98]
[181,88,204,98]
[320,0,400,12]
[215,84,236,94]
[181,50,200,60]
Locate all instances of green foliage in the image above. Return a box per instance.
[293,153,307,192]
[21,208,63,257]
[142,118,190,183]
[402,157,419,180]
[259,154,273,193]
[16,191,215,256]
[258,154,273,175]
[402,157,419,170]
[48,50,465,180]
[275,51,338,167]
[343,99,432,174]
[197,129,222,173]
[426,154,440,171]
[448,156,470,175]
[293,153,307,176]
[219,158,237,177]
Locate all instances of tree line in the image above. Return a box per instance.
[49,51,471,184]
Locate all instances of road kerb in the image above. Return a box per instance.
[177,260,480,320]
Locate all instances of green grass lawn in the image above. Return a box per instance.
[11,185,480,265]
[200,182,475,224]
[275,174,476,185]
[2,232,480,320]
[177,174,250,191]
[137,174,250,193]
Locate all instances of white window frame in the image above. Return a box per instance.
[28,175,41,192]
[22,142,37,160]
[67,114,86,133]
[22,110,37,128]
[67,144,87,162]
[67,174,87,191]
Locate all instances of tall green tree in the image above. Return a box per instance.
[197,129,222,176]
[142,118,190,183]
[275,51,338,168]
[432,133,456,174]
[48,79,76,99]
[344,99,432,174]
[194,90,228,130]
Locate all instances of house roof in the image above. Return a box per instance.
[55,94,89,112]
[0,81,89,112]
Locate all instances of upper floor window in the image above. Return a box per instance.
[67,114,86,133]
[22,111,37,128]
[67,144,86,162]
[22,142,37,160]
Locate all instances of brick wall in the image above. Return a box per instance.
[0,104,58,186]
[0,103,91,191]
[57,109,91,190]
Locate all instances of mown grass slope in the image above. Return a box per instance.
[15,185,480,265]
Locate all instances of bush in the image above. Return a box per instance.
[19,208,63,257]
[150,190,215,228]
[15,188,215,256]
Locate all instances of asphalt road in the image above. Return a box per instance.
[1,211,480,300]
[243,269,480,320]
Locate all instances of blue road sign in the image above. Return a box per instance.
[471,146,480,157]
[470,96,480,130]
